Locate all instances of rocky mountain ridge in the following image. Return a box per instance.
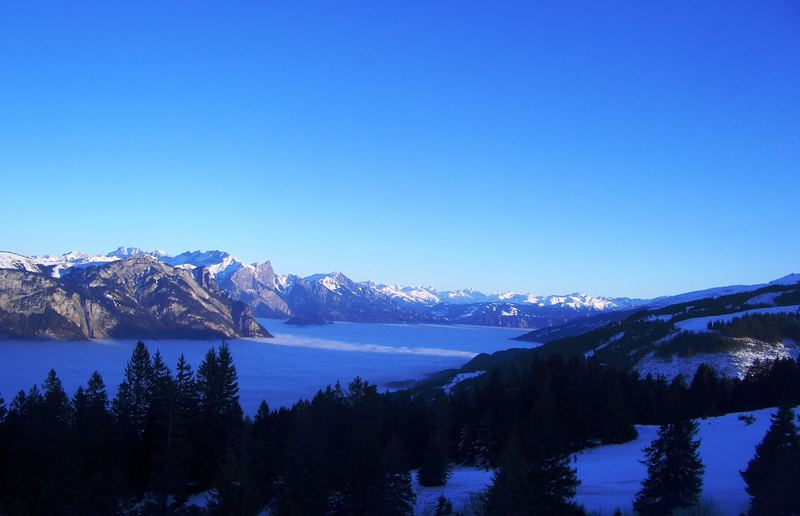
[0,254,269,340]
[1,248,640,328]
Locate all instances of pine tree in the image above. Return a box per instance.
[73,371,120,514]
[378,438,416,516]
[741,406,800,515]
[42,368,72,424]
[113,341,154,492]
[195,343,245,489]
[484,437,582,515]
[689,363,719,418]
[218,342,243,422]
[417,399,451,487]
[113,341,153,437]
[634,418,704,515]
[171,353,199,499]
[175,353,198,415]
[147,350,178,510]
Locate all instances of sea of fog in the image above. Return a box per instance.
[0,319,535,414]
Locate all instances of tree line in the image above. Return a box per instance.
[0,342,799,514]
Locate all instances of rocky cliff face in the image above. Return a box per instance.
[0,256,270,340]
[216,261,291,318]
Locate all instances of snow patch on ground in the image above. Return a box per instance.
[635,339,799,380]
[443,371,486,394]
[745,291,784,307]
[585,332,625,358]
[412,467,492,515]
[674,305,800,333]
[645,314,674,322]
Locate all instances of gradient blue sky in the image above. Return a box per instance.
[1,1,798,298]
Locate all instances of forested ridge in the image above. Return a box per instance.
[1,341,799,515]
[477,285,800,374]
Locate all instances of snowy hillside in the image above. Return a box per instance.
[635,304,800,380]
[0,251,42,273]
[644,273,800,309]
[415,407,791,515]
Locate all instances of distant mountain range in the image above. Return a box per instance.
[1,247,797,336]
[0,252,268,340]
[0,247,646,329]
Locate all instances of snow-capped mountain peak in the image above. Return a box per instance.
[303,271,357,293]
[106,247,148,259]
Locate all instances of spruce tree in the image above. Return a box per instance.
[741,406,800,515]
[689,363,719,418]
[378,438,416,516]
[113,341,153,437]
[218,342,243,421]
[484,437,582,515]
[113,341,154,492]
[196,343,244,489]
[634,418,704,515]
[172,353,199,499]
[73,371,120,514]
[147,350,178,510]
[417,406,451,487]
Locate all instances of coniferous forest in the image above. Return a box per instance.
[0,342,799,515]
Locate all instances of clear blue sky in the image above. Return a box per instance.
[1,1,798,298]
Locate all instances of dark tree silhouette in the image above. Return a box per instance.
[634,418,704,515]
[741,406,800,515]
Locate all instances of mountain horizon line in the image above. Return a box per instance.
[1,246,798,310]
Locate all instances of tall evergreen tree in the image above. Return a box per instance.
[147,351,178,510]
[417,395,452,487]
[484,437,582,515]
[741,406,800,515]
[689,363,720,417]
[196,343,244,489]
[634,418,704,515]
[171,353,199,499]
[73,371,120,514]
[113,341,154,492]
[113,341,153,437]
[218,342,243,421]
[378,437,416,516]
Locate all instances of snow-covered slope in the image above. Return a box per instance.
[0,251,42,273]
[31,251,119,277]
[674,305,800,334]
[415,407,791,515]
[636,340,799,381]
[645,273,800,309]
